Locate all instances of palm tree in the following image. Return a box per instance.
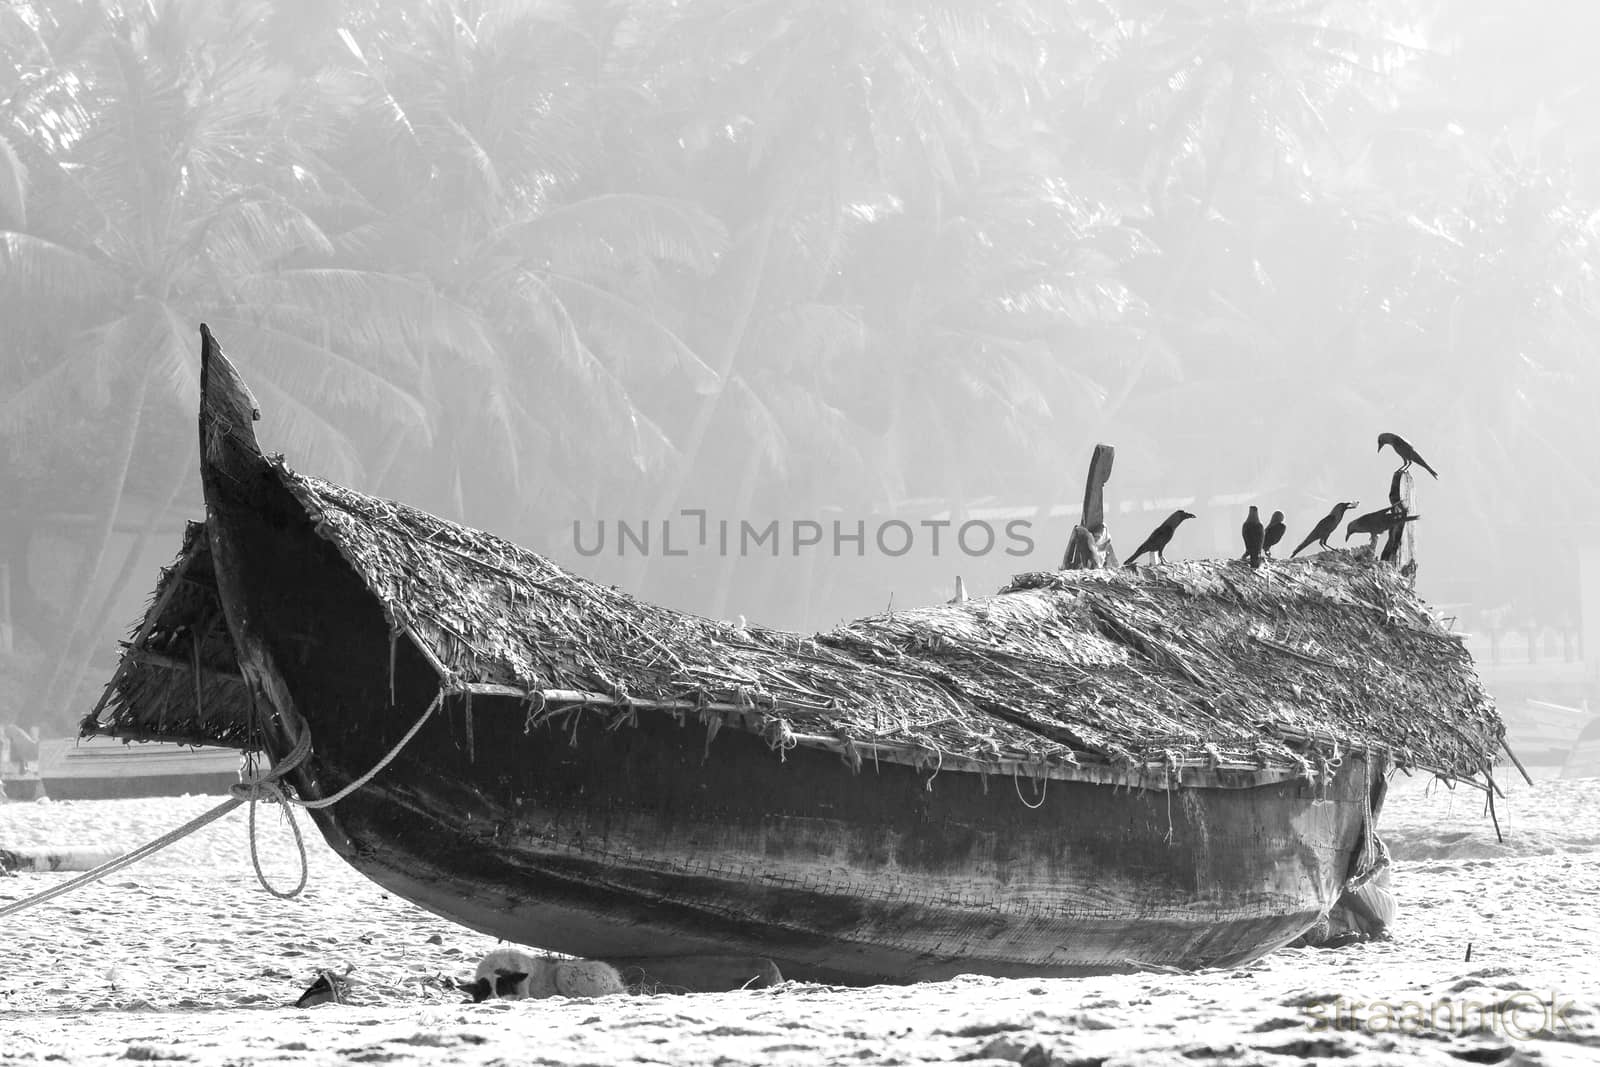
[1061,0,1422,444]
[622,0,1053,606]
[0,0,437,728]
[321,0,727,542]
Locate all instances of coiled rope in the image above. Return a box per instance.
[0,691,443,918]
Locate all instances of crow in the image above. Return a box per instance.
[1241,506,1265,569]
[1380,511,1410,562]
[1377,432,1439,479]
[1124,510,1196,567]
[1346,505,1420,543]
[1291,502,1359,557]
[1262,511,1287,556]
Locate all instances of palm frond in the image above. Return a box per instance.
[195,198,335,274]
[505,193,728,276]
[0,337,104,435]
[545,271,719,391]
[0,230,123,307]
[0,131,26,228]
[505,272,677,473]
[747,302,867,372]
[150,301,201,409]
[231,268,496,370]
[249,375,366,484]
[203,316,431,439]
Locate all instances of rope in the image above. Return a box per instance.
[247,784,309,899]
[264,690,443,812]
[0,795,244,919]
[230,723,314,898]
[1012,762,1048,809]
[0,691,443,916]
[231,690,443,896]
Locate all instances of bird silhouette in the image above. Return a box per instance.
[1241,506,1265,569]
[1262,511,1287,556]
[1291,502,1359,557]
[1124,510,1196,567]
[1377,433,1438,479]
[1346,505,1419,543]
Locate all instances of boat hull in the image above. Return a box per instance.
[313,708,1370,983]
[188,331,1375,984]
[206,458,1366,981]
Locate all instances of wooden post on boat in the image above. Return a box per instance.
[1401,467,1418,581]
[1062,444,1116,570]
[1380,466,1418,583]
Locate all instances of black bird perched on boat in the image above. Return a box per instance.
[1124,510,1196,567]
[1241,506,1265,569]
[1380,512,1409,562]
[1346,505,1419,543]
[1291,502,1358,557]
[1377,432,1438,479]
[1262,511,1287,557]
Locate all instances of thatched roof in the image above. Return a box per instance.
[85,457,1503,784]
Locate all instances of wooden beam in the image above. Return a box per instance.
[1081,443,1115,533]
[1500,737,1535,787]
[125,647,245,684]
[1062,444,1116,570]
[82,725,247,749]
[456,682,1330,789]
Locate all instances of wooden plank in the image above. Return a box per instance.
[455,683,1300,790]
[126,647,244,683]
[1081,443,1115,532]
[1062,444,1116,569]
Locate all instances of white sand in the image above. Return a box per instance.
[1,772,1596,1066]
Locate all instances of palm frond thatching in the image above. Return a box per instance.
[85,458,1502,785]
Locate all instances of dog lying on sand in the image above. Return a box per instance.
[462,948,627,1001]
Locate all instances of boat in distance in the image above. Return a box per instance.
[83,325,1504,985]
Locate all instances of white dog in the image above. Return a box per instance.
[463,947,626,1001]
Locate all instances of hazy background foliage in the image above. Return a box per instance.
[3,0,1597,731]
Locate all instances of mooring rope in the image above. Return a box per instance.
[0,794,246,919]
[236,691,442,897]
[0,691,443,917]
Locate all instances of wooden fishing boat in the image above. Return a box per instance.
[82,326,1504,985]
[33,735,241,800]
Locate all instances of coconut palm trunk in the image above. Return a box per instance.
[29,370,151,728]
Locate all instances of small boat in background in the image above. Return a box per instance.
[80,326,1505,985]
[34,735,242,801]
[1499,698,1593,767]
[1561,716,1600,780]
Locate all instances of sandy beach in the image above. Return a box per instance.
[1,771,1595,1066]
